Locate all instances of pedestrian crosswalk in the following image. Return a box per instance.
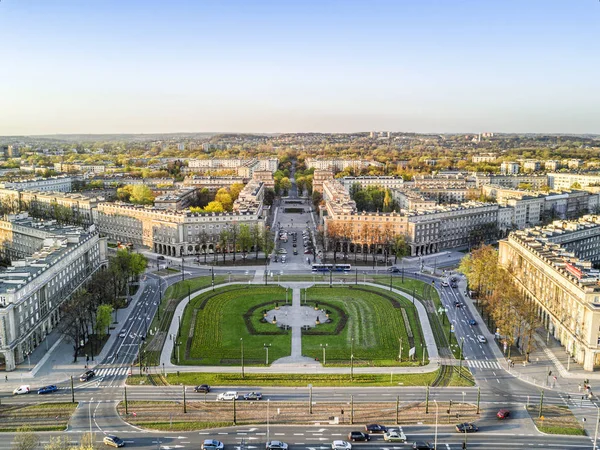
[464,359,502,369]
[94,367,130,378]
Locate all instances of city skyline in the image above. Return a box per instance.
[1,0,599,135]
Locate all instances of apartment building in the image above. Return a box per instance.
[392,189,437,211]
[545,160,562,171]
[313,170,334,194]
[182,176,249,193]
[472,154,497,163]
[474,173,548,189]
[252,170,275,189]
[0,176,72,193]
[500,162,520,175]
[413,174,477,190]
[154,188,198,211]
[498,217,600,371]
[340,176,404,191]
[187,158,279,177]
[305,158,381,172]
[547,173,600,190]
[0,220,107,371]
[523,160,541,172]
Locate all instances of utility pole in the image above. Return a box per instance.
[396,396,399,425]
[425,385,430,414]
[539,390,544,418]
[350,395,354,424]
[183,384,187,413]
[240,338,245,379]
[476,387,480,415]
[71,376,75,403]
[124,386,128,415]
[459,337,465,376]
[398,337,403,362]
[309,384,313,414]
[233,397,237,424]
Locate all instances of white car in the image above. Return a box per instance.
[332,441,352,450]
[441,281,449,287]
[383,431,407,442]
[13,385,30,395]
[477,335,487,343]
[217,391,239,401]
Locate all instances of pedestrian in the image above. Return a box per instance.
[4,375,7,382]
[578,384,582,392]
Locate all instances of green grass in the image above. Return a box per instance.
[23,402,78,411]
[302,285,426,366]
[177,285,290,365]
[538,426,587,436]
[127,371,440,387]
[448,366,476,387]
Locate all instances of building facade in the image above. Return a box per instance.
[0,176,72,192]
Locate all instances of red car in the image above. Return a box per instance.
[497,409,510,419]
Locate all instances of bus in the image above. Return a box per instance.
[311,263,351,272]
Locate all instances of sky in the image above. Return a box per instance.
[0,0,599,135]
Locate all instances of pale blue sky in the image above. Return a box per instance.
[1,0,599,135]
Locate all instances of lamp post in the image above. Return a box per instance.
[459,337,465,376]
[398,337,403,362]
[320,343,328,366]
[264,344,271,365]
[267,399,270,443]
[434,399,439,450]
[350,338,354,381]
[286,287,289,304]
[240,338,245,379]
[228,271,231,283]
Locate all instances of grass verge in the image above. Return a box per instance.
[527,405,586,436]
[0,402,77,432]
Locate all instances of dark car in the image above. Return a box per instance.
[497,409,510,419]
[365,424,387,433]
[244,391,263,400]
[157,255,165,260]
[468,319,477,325]
[79,370,95,382]
[387,267,400,273]
[456,423,478,433]
[451,283,458,288]
[103,436,125,448]
[194,384,210,393]
[348,432,370,442]
[38,385,58,394]
[412,442,433,450]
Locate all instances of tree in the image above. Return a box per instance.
[262,229,275,260]
[215,188,233,211]
[95,304,113,338]
[130,184,155,205]
[571,182,582,189]
[12,425,40,450]
[392,235,409,264]
[57,290,90,363]
[280,177,292,195]
[204,201,225,213]
[295,176,306,195]
[263,189,275,206]
[238,224,252,260]
[129,252,148,281]
[383,189,392,212]
[229,183,245,201]
[44,436,72,450]
[251,223,262,259]
[229,222,239,262]
[312,191,323,209]
[219,228,230,263]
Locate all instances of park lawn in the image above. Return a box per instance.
[128,371,440,387]
[178,286,290,365]
[301,285,425,366]
[372,276,460,358]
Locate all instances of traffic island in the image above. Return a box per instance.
[526,405,586,436]
[117,400,479,431]
[0,402,78,432]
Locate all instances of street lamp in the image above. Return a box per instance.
[264,343,271,365]
[434,399,439,450]
[228,271,231,283]
[320,343,328,365]
[240,338,245,379]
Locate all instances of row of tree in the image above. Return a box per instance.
[458,245,539,361]
[349,184,396,212]
[58,249,147,362]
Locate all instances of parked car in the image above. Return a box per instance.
[412,442,433,450]
[157,256,165,260]
[79,370,95,382]
[243,391,263,400]
[347,432,370,442]
[38,385,58,394]
[103,436,125,448]
[304,249,312,254]
[201,440,224,450]
[266,441,288,450]
[217,391,239,401]
[13,385,30,395]
[331,441,352,450]
[365,424,387,433]
[456,423,478,433]
[293,250,298,255]
[497,409,510,419]
[383,431,407,442]
[477,335,487,343]
[468,319,477,326]
[194,384,210,393]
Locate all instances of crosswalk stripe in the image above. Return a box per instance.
[465,359,501,369]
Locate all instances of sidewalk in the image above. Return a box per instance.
[0,279,149,391]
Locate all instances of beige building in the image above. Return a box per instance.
[154,188,198,211]
[182,176,249,194]
[472,154,497,163]
[305,158,380,172]
[341,176,404,191]
[499,217,600,371]
[500,162,520,175]
[0,176,72,192]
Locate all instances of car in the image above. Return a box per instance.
[477,335,487,343]
[455,422,478,433]
[497,409,510,419]
[38,385,58,394]
[454,301,463,308]
[451,283,458,288]
[277,248,287,254]
[304,249,312,254]
[201,440,224,450]
[331,441,352,450]
[468,319,477,326]
[347,432,370,442]
[383,431,407,442]
[387,267,400,273]
[103,436,125,448]
[365,424,387,433]
[292,243,297,247]
[441,281,449,287]
[194,384,210,393]
[79,370,95,381]
[450,276,457,282]
[266,441,288,450]
[119,330,127,338]
[293,250,298,255]
[157,255,165,260]
[13,385,30,395]
[217,391,239,401]
[412,442,433,450]
[243,391,263,400]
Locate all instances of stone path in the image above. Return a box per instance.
[265,286,321,365]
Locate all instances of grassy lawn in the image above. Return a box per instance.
[301,285,425,366]
[127,370,440,387]
[177,286,290,365]
[528,405,586,436]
